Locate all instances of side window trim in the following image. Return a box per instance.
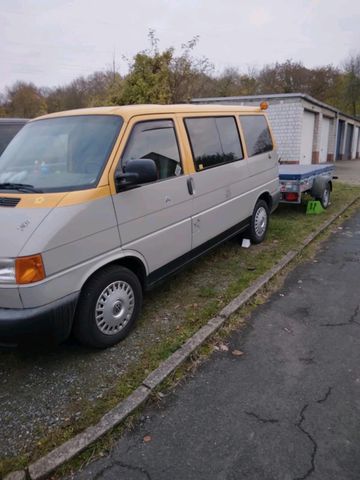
[117,117,184,184]
[183,115,244,172]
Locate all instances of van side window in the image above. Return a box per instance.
[240,115,273,157]
[184,117,243,171]
[121,120,182,180]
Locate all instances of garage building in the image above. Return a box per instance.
[192,93,360,165]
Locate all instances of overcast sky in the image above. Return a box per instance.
[1,0,359,94]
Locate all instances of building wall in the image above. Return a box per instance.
[266,101,303,163]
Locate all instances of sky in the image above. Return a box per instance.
[1,0,359,94]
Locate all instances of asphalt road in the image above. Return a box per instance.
[335,159,360,185]
[71,210,360,480]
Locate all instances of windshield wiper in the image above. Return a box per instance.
[0,183,43,193]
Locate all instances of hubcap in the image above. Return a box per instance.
[95,281,135,335]
[254,206,267,237]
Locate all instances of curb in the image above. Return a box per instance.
[6,196,359,480]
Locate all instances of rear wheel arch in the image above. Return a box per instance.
[258,191,272,211]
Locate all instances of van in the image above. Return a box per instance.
[0,118,28,156]
[0,104,279,348]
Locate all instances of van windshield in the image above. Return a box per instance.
[0,115,123,192]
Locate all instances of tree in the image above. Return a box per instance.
[4,82,47,118]
[45,70,124,112]
[169,36,214,102]
[342,53,360,116]
[307,65,341,104]
[116,31,214,105]
[258,60,310,94]
[210,67,258,97]
[117,31,173,105]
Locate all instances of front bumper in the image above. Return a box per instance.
[0,292,79,342]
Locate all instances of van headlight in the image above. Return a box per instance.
[0,259,16,283]
[0,255,45,284]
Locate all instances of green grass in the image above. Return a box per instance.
[1,182,360,478]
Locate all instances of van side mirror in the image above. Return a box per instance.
[115,158,158,190]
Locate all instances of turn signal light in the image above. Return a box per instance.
[260,101,268,110]
[15,254,45,284]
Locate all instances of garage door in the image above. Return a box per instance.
[300,111,315,165]
[345,125,353,159]
[352,127,359,159]
[320,117,331,163]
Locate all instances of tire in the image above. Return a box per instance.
[248,200,270,244]
[73,265,142,348]
[318,184,331,209]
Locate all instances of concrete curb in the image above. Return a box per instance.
[3,471,27,480]
[5,196,359,480]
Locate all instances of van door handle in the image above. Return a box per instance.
[187,177,194,195]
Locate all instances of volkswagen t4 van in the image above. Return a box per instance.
[0,104,279,348]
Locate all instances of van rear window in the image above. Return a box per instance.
[240,115,273,157]
[184,116,243,171]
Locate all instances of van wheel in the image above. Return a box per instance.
[248,200,269,244]
[73,265,142,348]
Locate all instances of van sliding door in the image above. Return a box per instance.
[184,116,250,249]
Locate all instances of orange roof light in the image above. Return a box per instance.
[15,254,46,284]
[260,101,268,110]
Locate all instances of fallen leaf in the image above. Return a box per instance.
[143,435,152,443]
[232,349,244,357]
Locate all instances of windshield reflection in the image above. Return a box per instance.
[0,115,123,192]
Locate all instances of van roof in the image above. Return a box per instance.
[34,104,264,121]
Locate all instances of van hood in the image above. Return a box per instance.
[0,194,66,257]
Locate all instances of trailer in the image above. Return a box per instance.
[279,164,335,208]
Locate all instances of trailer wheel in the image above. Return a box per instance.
[73,265,142,348]
[318,183,331,209]
[248,200,269,244]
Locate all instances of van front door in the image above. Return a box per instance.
[111,117,193,276]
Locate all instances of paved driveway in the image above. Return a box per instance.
[72,209,360,480]
[335,159,360,185]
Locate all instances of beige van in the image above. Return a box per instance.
[0,104,279,348]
